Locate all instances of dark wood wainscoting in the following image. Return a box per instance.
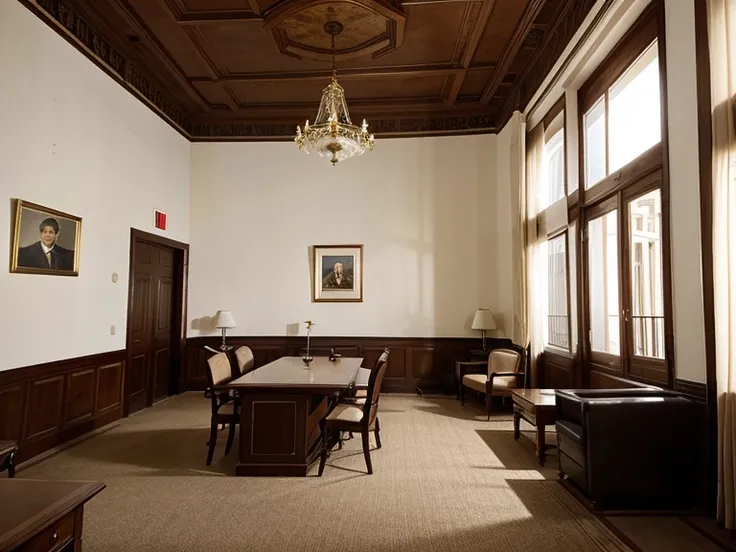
[541,350,575,389]
[185,336,520,394]
[675,379,707,404]
[0,350,125,464]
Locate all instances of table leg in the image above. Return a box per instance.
[454,362,460,400]
[513,411,521,440]
[536,424,546,466]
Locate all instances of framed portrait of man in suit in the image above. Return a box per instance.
[312,244,363,302]
[10,199,82,276]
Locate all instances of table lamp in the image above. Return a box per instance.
[471,308,496,351]
[214,310,236,351]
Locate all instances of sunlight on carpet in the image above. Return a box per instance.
[18,394,631,552]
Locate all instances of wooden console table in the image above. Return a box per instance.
[512,389,557,467]
[0,478,104,551]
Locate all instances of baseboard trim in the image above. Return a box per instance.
[15,419,120,473]
[675,379,707,403]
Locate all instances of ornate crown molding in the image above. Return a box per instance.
[28,0,192,135]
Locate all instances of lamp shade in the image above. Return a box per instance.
[214,310,236,329]
[471,309,496,331]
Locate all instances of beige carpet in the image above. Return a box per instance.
[19,393,632,552]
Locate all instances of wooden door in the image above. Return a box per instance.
[127,241,175,414]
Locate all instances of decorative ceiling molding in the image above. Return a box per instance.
[480,0,546,106]
[191,112,494,140]
[17,0,596,141]
[263,0,406,62]
[26,0,192,135]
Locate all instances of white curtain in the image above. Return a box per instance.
[524,122,546,387]
[512,113,529,350]
[709,0,736,530]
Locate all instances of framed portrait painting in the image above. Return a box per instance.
[313,244,363,302]
[10,199,82,276]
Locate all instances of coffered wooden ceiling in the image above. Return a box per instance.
[26,0,596,139]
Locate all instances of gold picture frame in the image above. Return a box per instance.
[10,199,82,276]
[312,244,363,302]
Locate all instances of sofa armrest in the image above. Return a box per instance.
[555,389,586,426]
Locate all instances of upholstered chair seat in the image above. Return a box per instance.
[326,404,366,424]
[462,374,518,393]
[461,348,523,420]
[319,349,390,475]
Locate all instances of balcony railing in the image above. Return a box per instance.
[547,314,569,349]
[632,315,664,359]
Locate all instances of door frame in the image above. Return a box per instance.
[124,228,190,417]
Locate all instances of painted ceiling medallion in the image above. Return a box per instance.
[295,20,375,165]
[263,0,406,62]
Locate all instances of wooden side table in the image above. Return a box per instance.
[511,389,557,466]
[0,441,18,478]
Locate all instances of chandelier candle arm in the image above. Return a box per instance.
[294,20,375,166]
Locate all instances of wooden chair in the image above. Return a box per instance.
[204,352,239,466]
[460,348,523,420]
[350,351,388,403]
[233,345,255,375]
[318,350,390,475]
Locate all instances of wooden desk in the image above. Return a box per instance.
[511,389,557,467]
[224,356,362,476]
[0,479,104,551]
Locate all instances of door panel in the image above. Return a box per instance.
[153,348,171,402]
[128,353,148,414]
[127,238,179,414]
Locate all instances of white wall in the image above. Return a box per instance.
[188,135,504,338]
[509,0,708,382]
[0,1,191,371]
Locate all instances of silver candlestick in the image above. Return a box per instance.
[303,320,314,366]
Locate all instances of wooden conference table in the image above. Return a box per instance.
[222,356,363,476]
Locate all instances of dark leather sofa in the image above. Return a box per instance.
[555,388,701,510]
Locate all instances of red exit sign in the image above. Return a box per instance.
[154,210,167,230]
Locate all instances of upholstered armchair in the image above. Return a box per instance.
[460,348,523,419]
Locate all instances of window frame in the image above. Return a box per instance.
[579,10,661,193]
[529,97,575,358]
[545,229,572,354]
[576,1,674,388]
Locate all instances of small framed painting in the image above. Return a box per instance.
[312,244,363,302]
[10,199,82,276]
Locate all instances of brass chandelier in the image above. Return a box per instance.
[294,21,375,166]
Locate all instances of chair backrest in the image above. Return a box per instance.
[206,352,232,387]
[487,348,522,376]
[362,349,390,427]
[234,346,255,375]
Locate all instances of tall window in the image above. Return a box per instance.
[546,234,569,349]
[588,210,619,354]
[578,4,671,386]
[542,112,565,209]
[628,189,664,358]
[584,40,661,188]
